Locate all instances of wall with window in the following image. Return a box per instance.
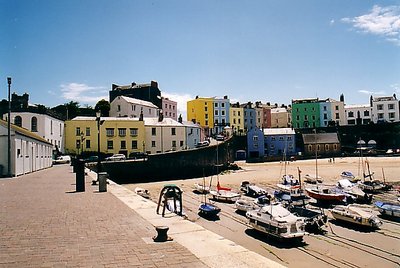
[371,96,400,123]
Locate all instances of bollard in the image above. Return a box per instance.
[72,157,77,173]
[98,172,108,192]
[75,159,85,192]
[153,226,172,242]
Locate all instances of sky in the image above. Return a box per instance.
[1,0,400,118]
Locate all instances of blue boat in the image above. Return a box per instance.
[375,201,400,218]
[199,203,221,216]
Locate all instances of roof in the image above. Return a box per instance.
[115,96,158,108]
[0,119,52,145]
[263,128,295,135]
[345,104,371,109]
[302,133,339,144]
[271,108,288,113]
[143,117,183,127]
[71,116,140,122]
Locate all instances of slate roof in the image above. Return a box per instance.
[0,119,51,145]
[302,133,339,144]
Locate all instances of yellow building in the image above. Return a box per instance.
[64,117,145,156]
[187,97,214,135]
[230,105,245,135]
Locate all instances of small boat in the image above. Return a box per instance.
[209,182,241,203]
[305,186,346,204]
[358,180,384,193]
[193,182,210,194]
[246,203,307,240]
[340,171,360,182]
[288,205,327,233]
[330,204,382,228]
[240,181,268,197]
[235,195,272,212]
[337,179,372,204]
[304,174,323,184]
[375,201,400,218]
[199,202,221,217]
[274,190,310,206]
[134,187,150,199]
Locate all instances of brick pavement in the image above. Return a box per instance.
[0,165,207,268]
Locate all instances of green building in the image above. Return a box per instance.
[291,98,321,129]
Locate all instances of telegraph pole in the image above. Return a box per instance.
[7,77,11,177]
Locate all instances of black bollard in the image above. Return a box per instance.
[72,157,77,173]
[75,159,85,192]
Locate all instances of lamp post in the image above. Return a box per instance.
[96,111,101,175]
[7,77,11,177]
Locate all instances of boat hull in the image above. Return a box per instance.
[305,188,346,203]
[375,201,400,218]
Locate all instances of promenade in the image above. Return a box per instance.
[0,164,283,268]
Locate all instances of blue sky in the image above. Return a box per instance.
[1,0,399,117]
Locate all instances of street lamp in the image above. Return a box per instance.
[7,77,11,177]
[96,111,101,176]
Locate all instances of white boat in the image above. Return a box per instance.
[337,179,372,204]
[246,203,307,240]
[240,181,267,197]
[134,187,150,199]
[193,182,210,194]
[235,198,256,212]
[340,171,360,182]
[277,174,300,192]
[210,188,241,203]
[304,174,323,184]
[330,204,382,228]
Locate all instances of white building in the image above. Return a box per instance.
[0,119,53,177]
[371,95,400,123]
[143,116,201,154]
[161,97,178,121]
[3,112,65,153]
[213,96,230,135]
[344,104,372,125]
[320,98,346,127]
[110,96,159,118]
[180,120,202,149]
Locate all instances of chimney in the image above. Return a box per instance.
[340,94,344,102]
[178,114,183,123]
[151,80,158,88]
[112,84,118,90]
[131,82,136,87]
[158,110,164,122]
[139,110,143,121]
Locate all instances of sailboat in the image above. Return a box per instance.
[358,155,384,193]
[305,130,346,204]
[275,167,310,206]
[198,170,220,217]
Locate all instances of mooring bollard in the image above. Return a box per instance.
[98,172,108,192]
[75,159,85,192]
[153,226,172,242]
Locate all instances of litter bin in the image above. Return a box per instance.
[75,159,85,192]
[98,172,108,192]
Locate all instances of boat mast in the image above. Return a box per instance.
[314,129,318,181]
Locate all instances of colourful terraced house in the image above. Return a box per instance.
[291,98,321,129]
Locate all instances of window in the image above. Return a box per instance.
[121,140,126,149]
[323,114,328,119]
[171,128,176,135]
[118,128,126,137]
[106,128,114,137]
[304,115,308,120]
[50,121,53,134]
[323,106,327,111]
[296,115,300,120]
[335,106,339,111]
[151,141,156,147]
[348,111,354,118]
[364,110,370,116]
[377,104,383,110]
[312,115,316,120]
[76,127,81,136]
[279,136,284,141]
[180,141,184,147]
[117,105,121,112]
[76,140,80,149]
[205,120,208,125]
[335,113,340,119]
[152,128,156,136]
[221,110,225,116]
[165,104,168,108]
[86,140,91,149]
[253,136,258,141]
[287,136,292,141]
[222,103,225,108]
[107,140,113,149]
[389,112,395,119]
[378,113,384,119]
[215,110,219,116]
[204,107,208,111]
[317,145,321,151]
[233,119,236,124]
[86,127,91,136]
[130,128,138,136]
[131,140,138,149]
[325,144,329,151]
[31,117,37,132]
[172,140,176,147]
[14,115,22,127]
[334,144,338,150]
[308,145,312,152]
[233,111,236,116]
[271,137,276,141]
[238,111,241,116]
[205,114,208,119]
[388,104,394,110]
[215,103,218,107]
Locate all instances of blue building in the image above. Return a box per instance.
[320,99,333,127]
[213,96,230,135]
[263,128,296,157]
[247,128,265,158]
[243,102,256,133]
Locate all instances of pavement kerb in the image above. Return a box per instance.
[87,169,286,268]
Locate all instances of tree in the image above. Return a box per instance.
[65,101,80,120]
[95,99,110,117]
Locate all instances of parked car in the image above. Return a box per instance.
[53,155,71,164]
[129,152,148,159]
[84,155,99,162]
[196,141,210,148]
[216,135,225,141]
[105,154,126,161]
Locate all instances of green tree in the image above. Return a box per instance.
[65,101,80,120]
[95,99,110,117]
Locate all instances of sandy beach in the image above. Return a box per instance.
[125,156,400,268]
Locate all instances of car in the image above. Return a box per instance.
[85,156,99,162]
[196,141,210,148]
[215,135,225,141]
[129,152,148,159]
[53,155,71,164]
[105,154,126,161]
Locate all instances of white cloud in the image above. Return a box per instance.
[60,83,108,104]
[358,89,386,95]
[341,5,400,46]
[162,92,193,120]
[330,19,335,26]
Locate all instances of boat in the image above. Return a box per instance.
[340,171,360,182]
[288,205,327,233]
[276,168,310,206]
[303,174,323,184]
[375,201,400,218]
[134,187,150,199]
[246,203,307,240]
[209,181,241,202]
[305,186,347,204]
[277,174,300,191]
[240,181,268,197]
[193,182,210,194]
[337,179,372,204]
[330,204,383,228]
[235,194,272,212]
[198,173,221,217]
